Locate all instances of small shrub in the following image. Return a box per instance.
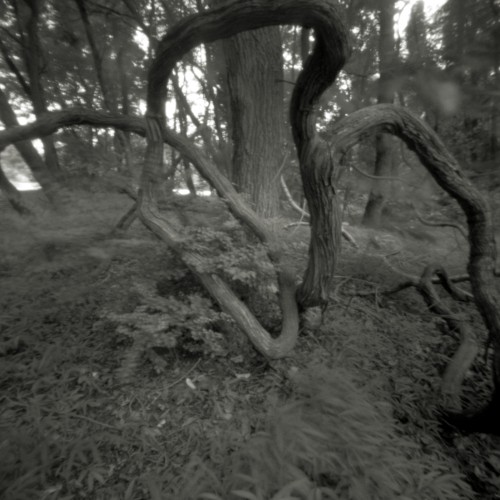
[108,279,229,384]
[109,226,284,383]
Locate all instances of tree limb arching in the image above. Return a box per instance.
[330,103,500,430]
[0,107,301,358]
[139,0,350,357]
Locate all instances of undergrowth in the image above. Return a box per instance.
[1,194,499,499]
[107,225,282,384]
[172,366,472,500]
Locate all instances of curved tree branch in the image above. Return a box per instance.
[137,0,351,357]
[1,3,499,426]
[417,264,478,411]
[330,103,500,430]
[0,106,300,358]
[142,0,350,312]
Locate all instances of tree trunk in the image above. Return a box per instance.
[21,0,61,175]
[223,27,285,218]
[362,0,396,227]
[0,88,60,203]
[184,163,197,196]
[74,0,131,172]
[0,160,32,215]
[116,44,133,172]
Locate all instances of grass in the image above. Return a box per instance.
[1,190,499,499]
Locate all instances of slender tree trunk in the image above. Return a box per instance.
[0,160,32,215]
[362,0,397,227]
[223,27,285,218]
[0,88,60,202]
[116,44,133,170]
[203,40,232,178]
[21,0,61,175]
[74,0,131,171]
[184,163,197,196]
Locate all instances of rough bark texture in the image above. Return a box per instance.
[223,27,284,218]
[362,0,397,227]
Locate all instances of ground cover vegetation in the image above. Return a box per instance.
[1,0,500,498]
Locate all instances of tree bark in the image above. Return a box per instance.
[223,27,284,218]
[362,0,397,227]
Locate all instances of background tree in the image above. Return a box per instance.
[434,0,500,186]
[361,0,398,227]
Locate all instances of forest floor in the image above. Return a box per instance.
[1,189,500,500]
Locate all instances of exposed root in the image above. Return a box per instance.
[417,264,479,411]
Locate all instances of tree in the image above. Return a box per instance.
[17,0,61,175]
[0,87,61,204]
[0,0,499,433]
[222,27,285,217]
[206,0,285,217]
[73,0,132,171]
[362,0,398,227]
[435,0,500,176]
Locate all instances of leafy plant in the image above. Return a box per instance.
[182,225,276,290]
[108,224,286,384]
[108,279,229,384]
